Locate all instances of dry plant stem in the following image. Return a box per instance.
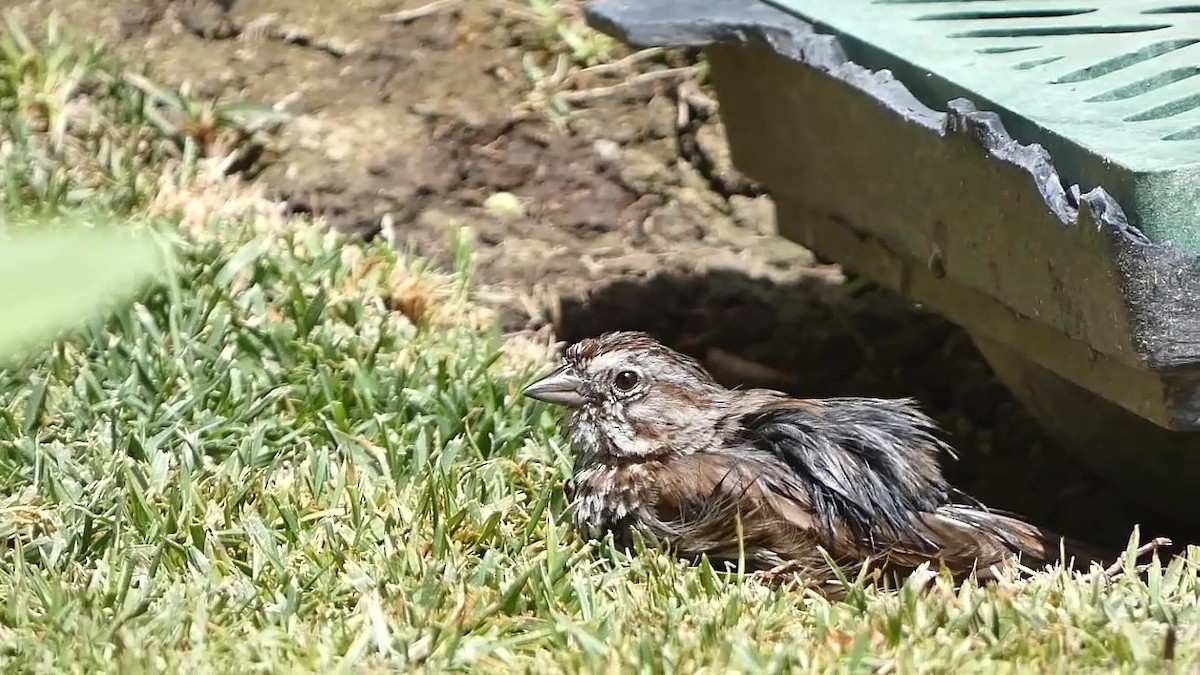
[546,53,571,88]
[676,79,719,117]
[514,63,695,116]
[677,94,690,129]
[1105,537,1174,579]
[557,66,699,104]
[382,0,461,24]
[571,48,665,81]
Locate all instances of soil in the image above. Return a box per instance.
[7,0,1195,552]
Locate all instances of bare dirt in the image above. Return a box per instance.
[8,0,1195,552]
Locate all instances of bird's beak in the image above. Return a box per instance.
[522,365,588,408]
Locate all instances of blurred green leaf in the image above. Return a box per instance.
[0,225,167,362]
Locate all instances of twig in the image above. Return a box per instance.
[381,0,459,24]
[1105,537,1173,579]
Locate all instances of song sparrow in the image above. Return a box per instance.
[523,331,1105,591]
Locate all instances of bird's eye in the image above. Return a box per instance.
[613,370,640,392]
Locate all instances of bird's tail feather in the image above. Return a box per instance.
[935,505,1107,572]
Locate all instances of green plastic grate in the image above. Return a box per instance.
[764,1,1200,170]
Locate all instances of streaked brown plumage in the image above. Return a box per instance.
[523,331,1104,593]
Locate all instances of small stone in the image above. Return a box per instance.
[593,139,621,167]
[483,191,526,219]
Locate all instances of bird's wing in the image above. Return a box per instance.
[730,396,955,551]
[726,396,1103,575]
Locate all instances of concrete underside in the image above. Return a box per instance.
[587,0,1200,520]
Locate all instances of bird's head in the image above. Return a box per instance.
[522,331,728,459]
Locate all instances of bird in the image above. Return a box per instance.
[522,330,1107,594]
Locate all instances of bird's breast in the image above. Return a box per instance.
[569,463,660,541]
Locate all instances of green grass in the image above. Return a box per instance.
[1,15,1199,675]
[0,13,280,215]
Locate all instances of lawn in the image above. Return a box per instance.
[0,14,1198,674]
